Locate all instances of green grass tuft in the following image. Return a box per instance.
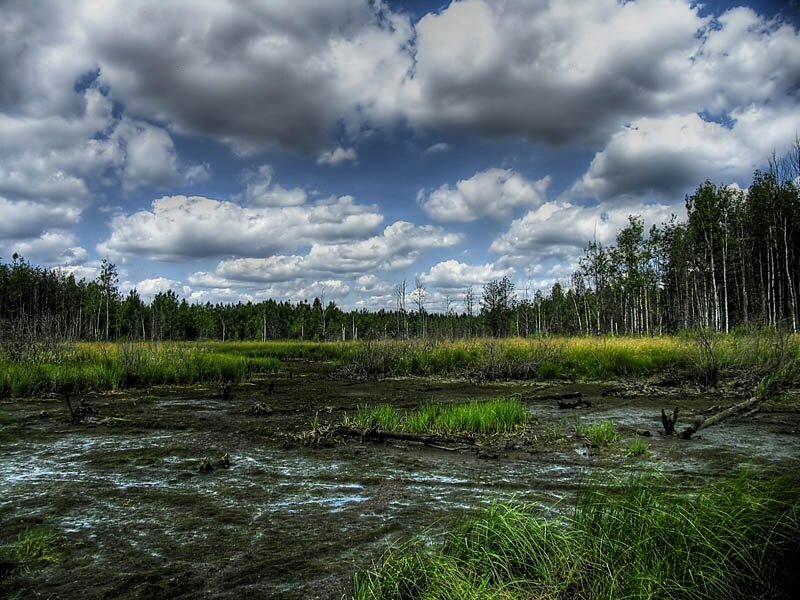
[354,473,800,600]
[575,419,620,448]
[351,398,528,436]
[624,437,651,457]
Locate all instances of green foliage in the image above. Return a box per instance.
[624,437,650,458]
[351,398,528,436]
[354,474,800,600]
[575,420,620,448]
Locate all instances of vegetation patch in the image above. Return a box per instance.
[575,419,621,448]
[347,398,529,436]
[0,342,283,398]
[354,474,800,600]
[0,527,62,577]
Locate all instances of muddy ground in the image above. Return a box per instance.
[1,362,799,599]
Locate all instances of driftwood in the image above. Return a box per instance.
[333,425,476,447]
[679,397,762,439]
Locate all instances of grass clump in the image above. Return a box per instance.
[349,398,528,436]
[575,419,620,448]
[354,473,800,600]
[624,437,651,458]
[0,527,61,576]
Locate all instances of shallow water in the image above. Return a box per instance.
[1,373,798,598]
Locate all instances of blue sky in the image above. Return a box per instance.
[1,0,799,310]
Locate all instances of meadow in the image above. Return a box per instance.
[2,331,796,398]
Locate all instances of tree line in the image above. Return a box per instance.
[1,153,798,342]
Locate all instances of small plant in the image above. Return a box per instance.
[575,419,620,448]
[624,437,650,457]
[0,527,61,574]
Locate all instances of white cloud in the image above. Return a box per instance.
[418,168,550,222]
[491,200,673,258]
[317,147,358,166]
[134,277,185,298]
[243,165,307,207]
[8,232,87,265]
[306,221,463,273]
[189,220,463,285]
[99,194,383,261]
[119,122,181,190]
[424,142,450,154]
[420,259,515,290]
[575,110,800,200]
[0,198,82,240]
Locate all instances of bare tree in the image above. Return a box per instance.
[395,279,408,339]
[464,286,476,337]
[414,277,427,338]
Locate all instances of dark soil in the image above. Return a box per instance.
[1,362,798,599]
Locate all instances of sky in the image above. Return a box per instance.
[1,0,799,311]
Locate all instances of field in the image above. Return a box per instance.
[1,335,799,598]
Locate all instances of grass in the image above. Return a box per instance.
[575,419,620,448]
[0,342,283,397]
[332,333,800,383]
[624,437,651,458]
[0,527,61,576]
[348,398,529,436]
[3,331,797,397]
[353,473,800,600]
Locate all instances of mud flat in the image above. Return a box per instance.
[2,364,798,599]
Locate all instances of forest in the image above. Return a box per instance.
[2,159,798,343]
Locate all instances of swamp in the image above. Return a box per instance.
[1,337,799,599]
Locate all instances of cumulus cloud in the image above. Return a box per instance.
[419,259,515,290]
[8,232,88,265]
[189,221,463,285]
[99,194,383,261]
[404,0,800,150]
[243,165,307,207]
[134,277,187,298]
[317,147,358,166]
[575,110,800,200]
[491,201,673,259]
[76,1,413,154]
[0,199,82,240]
[418,168,550,222]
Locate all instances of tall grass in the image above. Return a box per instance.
[354,473,800,599]
[0,342,282,397]
[333,334,800,382]
[349,398,528,436]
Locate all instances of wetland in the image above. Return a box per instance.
[2,349,799,599]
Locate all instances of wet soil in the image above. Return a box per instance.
[1,362,799,599]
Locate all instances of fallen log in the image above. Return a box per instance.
[333,425,476,447]
[534,391,582,401]
[679,397,762,439]
[557,398,592,409]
